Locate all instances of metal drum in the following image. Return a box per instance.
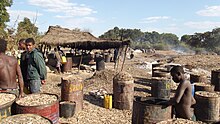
[63,53,73,72]
[0,93,16,121]
[61,76,84,113]
[211,69,220,91]
[195,91,219,123]
[113,71,134,110]
[151,77,171,100]
[15,93,59,124]
[132,96,172,124]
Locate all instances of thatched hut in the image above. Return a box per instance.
[39,26,130,71]
[39,26,130,50]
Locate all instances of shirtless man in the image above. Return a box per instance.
[167,65,196,120]
[0,39,24,98]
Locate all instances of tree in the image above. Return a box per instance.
[0,0,13,36]
[16,17,38,39]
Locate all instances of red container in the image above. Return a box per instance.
[15,93,59,124]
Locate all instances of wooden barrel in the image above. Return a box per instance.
[211,69,220,91]
[61,76,83,113]
[96,56,105,71]
[0,114,52,124]
[132,96,172,124]
[113,71,134,110]
[0,93,16,120]
[151,77,171,99]
[194,83,214,92]
[195,91,219,123]
[190,73,207,83]
[59,101,75,118]
[15,93,59,124]
[62,53,73,72]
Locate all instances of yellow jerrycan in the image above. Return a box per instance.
[61,56,67,64]
[104,94,112,109]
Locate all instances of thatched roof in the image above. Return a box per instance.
[40,26,130,50]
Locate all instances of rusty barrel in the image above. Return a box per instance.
[190,73,207,83]
[113,71,134,110]
[0,114,52,124]
[152,70,169,78]
[104,54,111,63]
[61,76,83,113]
[132,96,172,124]
[151,77,171,99]
[211,69,220,91]
[0,93,16,120]
[72,55,80,67]
[194,83,214,92]
[195,91,219,123]
[15,93,59,124]
[63,53,73,72]
[152,63,164,77]
[96,56,105,71]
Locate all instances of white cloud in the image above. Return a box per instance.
[140,16,170,23]
[28,0,96,17]
[63,17,98,26]
[197,5,220,17]
[184,21,220,29]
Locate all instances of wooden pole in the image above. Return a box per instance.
[78,50,83,73]
[121,45,128,71]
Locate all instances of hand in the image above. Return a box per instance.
[41,80,46,85]
[18,91,25,98]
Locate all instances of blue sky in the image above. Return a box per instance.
[7,0,220,38]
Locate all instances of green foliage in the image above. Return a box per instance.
[152,42,171,50]
[99,27,181,50]
[0,0,13,35]
[17,17,38,37]
[180,27,220,53]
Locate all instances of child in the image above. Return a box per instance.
[165,65,196,121]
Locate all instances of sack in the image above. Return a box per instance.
[61,56,67,64]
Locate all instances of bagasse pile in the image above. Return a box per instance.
[114,71,133,81]
[0,93,16,106]
[0,114,51,124]
[157,118,205,124]
[195,91,219,97]
[16,94,57,106]
[194,83,212,87]
[41,52,220,124]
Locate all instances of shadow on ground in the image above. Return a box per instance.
[84,94,104,107]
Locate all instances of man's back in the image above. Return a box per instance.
[174,80,194,119]
[0,54,18,89]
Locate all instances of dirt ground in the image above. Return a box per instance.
[41,50,220,124]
